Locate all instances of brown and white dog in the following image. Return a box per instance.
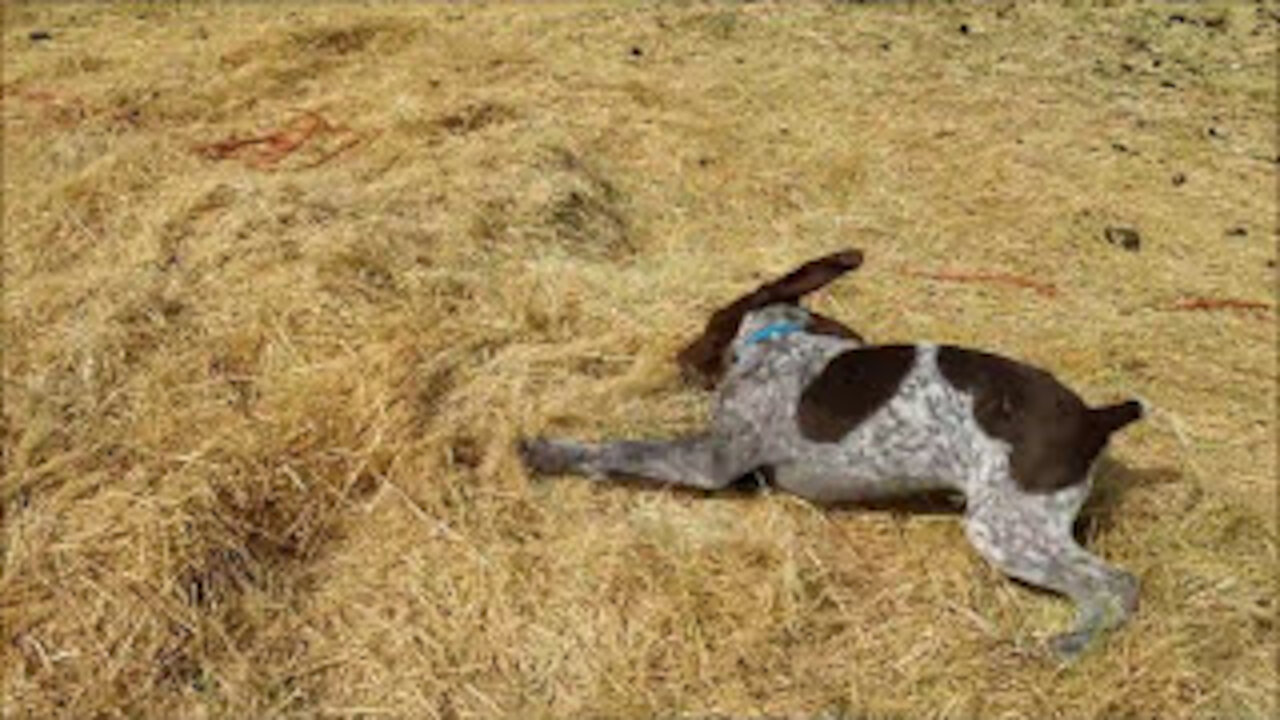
[520,249,1144,659]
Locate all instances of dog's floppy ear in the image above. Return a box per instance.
[677,248,864,389]
[805,310,865,344]
[762,248,863,303]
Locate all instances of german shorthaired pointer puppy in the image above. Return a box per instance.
[520,249,1145,659]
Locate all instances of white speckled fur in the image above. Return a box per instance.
[521,303,1138,660]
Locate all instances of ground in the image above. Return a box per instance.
[2,2,1276,718]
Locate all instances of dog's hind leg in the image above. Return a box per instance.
[519,433,765,491]
[963,487,1139,660]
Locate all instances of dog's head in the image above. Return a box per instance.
[676,248,866,389]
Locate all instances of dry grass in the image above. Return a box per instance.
[2,2,1276,718]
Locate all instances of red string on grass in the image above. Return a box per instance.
[194,110,367,169]
[1169,297,1273,315]
[900,269,1059,298]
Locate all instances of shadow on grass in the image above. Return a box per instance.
[1076,455,1186,540]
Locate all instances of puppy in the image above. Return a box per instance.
[521,249,1143,659]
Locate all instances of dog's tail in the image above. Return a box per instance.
[1088,398,1146,439]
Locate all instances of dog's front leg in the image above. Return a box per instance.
[519,433,759,491]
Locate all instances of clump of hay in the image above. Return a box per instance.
[3,3,1275,718]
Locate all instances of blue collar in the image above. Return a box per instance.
[743,320,805,347]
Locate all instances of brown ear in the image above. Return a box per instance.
[761,248,863,303]
[676,298,752,389]
[805,311,864,344]
[676,248,864,388]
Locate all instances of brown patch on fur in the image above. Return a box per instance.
[796,345,916,442]
[936,346,1142,493]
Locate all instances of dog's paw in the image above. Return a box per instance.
[517,438,587,476]
[1047,629,1095,662]
[1111,571,1140,616]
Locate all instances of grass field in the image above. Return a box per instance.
[2,2,1276,718]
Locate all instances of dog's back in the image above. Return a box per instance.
[715,323,1143,505]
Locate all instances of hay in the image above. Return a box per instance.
[2,2,1275,718]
